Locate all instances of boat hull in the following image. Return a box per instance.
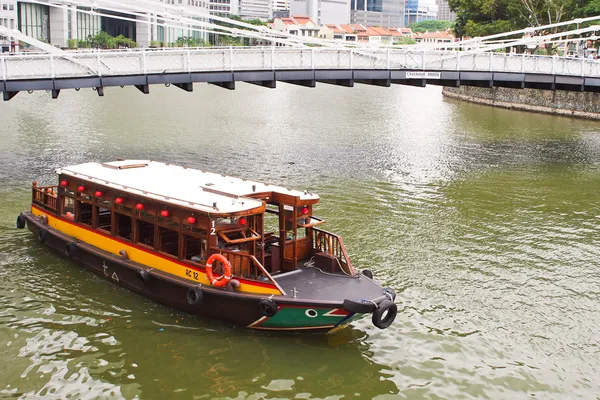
[21,212,360,333]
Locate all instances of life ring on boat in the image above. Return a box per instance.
[205,254,232,288]
[361,269,374,279]
[37,229,48,243]
[258,298,278,317]
[371,300,397,330]
[186,286,203,305]
[137,269,150,285]
[316,232,334,255]
[16,215,26,229]
[65,242,77,258]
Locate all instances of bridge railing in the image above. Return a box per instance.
[3,47,600,81]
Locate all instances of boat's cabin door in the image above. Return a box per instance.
[263,203,313,273]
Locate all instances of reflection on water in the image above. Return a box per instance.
[1,84,600,399]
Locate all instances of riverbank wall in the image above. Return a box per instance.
[442,86,600,120]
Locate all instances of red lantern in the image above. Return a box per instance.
[135,203,144,211]
[95,191,103,197]
[160,210,169,217]
[187,216,196,224]
[239,217,247,225]
[60,180,68,187]
[301,206,309,215]
[115,197,123,205]
[77,185,85,192]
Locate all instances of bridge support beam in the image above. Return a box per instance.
[96,87,105,97]
[3,91,19,101]
[210,81,235,90]
[391,79,426,87]
[317,79,354,87]
[279,80,316,88]
[355,79,391,87]
[51,89,60,99]
[247,80,276,89]
[173,82,193,92]
[135,84,149,94]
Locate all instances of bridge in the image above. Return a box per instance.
[3,0,600,101]
[3,47,600,101]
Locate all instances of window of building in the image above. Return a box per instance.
[2,5,7,11]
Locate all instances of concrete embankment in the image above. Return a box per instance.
[443,86,600,120]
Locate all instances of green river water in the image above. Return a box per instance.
[1,84,600,399]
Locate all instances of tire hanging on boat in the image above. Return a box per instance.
[205,253,233,288]
[258,298,278,317]
[137,269,150,285]
[361,269,374,279]
[65,242,77,258]
[37,229,48,243]
[372,300,397,330]
[16,215,26,229]
[186,286,203,305]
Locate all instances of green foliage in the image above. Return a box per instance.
[68,38,78,49]
[409,20,454,33]
[448,0,600,38]
[150,40,163,48]
[78,31,138,49]
[394,36,417,45]
[171,36,209,47]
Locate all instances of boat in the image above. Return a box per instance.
[16,160,397,333]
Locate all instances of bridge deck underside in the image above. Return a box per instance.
[2,69,598,101]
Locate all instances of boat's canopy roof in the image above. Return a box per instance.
[56,160,319,215]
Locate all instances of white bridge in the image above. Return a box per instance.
[2,47,600,100]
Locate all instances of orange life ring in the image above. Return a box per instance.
[316,232,334,255]
[206,254,233,288]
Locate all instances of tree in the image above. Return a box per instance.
[409,20,455,33]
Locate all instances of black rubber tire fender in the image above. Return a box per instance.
[372,300,397,330]
[258,298,278,317]
[137,269,150,285]
[37,229,48,243]
[65,242,77,258]
[362,269,374,279]
[16,215,26,229]
[343,299,376,314]
[186,286,203,305]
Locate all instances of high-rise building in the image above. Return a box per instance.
[239,0,272,20]
[11,0,210,49]
[404,0,437,25]
[290,0,350,25]
[0,0,18,51]
[350,0,404,29]
[435,0,455,21]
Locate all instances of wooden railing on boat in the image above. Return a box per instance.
[311,227,355,275]
[32,185,58,212]
[211,247,285,294]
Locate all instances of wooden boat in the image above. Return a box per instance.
[17,160,397,333]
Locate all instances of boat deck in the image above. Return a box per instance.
[274,267,386,302]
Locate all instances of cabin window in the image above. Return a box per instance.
[136,219,155,248]
[159,226,179,257]
[116,213,132,241]
[78,201,93,226]
[183,234,207,263]
[97,207,112,232]
[62,196,75,220]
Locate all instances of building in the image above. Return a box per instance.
[435,0,455,21]
[239,0,272,20]
[273,0,290,18]
[10,0,210,49]
[289,0,350,25]
[0,0,17,51]
[350,0,404,29]
[272,15,319,37]
[404,0,437,25]
[413,30,454,47]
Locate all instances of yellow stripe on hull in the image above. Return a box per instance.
[32,207,281,295]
